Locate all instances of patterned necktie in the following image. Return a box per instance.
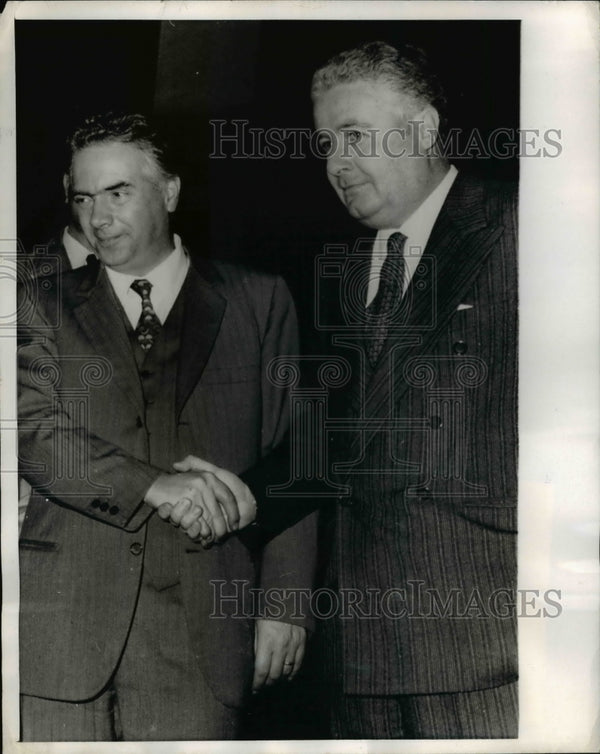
[130,278,161,352]
[366,231,407,367]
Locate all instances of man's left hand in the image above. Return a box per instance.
[252,619,306,692]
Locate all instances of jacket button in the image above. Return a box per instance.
[453,340,468,355]
[129,542,143,556]
[99,502,109,512]
[109,505,119,516]
[91,499,100,508]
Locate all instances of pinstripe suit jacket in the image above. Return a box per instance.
[18,255,317,707]
[320,171,518,695]
[246,171,518,697]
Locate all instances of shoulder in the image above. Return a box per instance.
[447,171,518,239]
[461,172,517,224]
[212,260,281,290]
[480,175,517,218]
[18,262,97,324]
[201,259,293,310]
[188,258,296,340]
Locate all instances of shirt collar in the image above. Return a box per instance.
[62,227,93,270]
[104,234,187,300]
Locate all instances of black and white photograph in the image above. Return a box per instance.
[0,1,597,752]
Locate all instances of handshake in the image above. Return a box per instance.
[144,455,257,547]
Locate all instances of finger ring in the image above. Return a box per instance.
[284,662,293,666]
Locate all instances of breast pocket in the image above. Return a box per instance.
[19,538,59,552]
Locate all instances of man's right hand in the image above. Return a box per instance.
[172,456,257,529]
[157,456,257,545]
[144,470,241,543]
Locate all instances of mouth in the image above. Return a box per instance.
[95,234,122,245]
[341,183,367,201]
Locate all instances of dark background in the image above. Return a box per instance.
[15,19,520,739]
[17,20,520,272]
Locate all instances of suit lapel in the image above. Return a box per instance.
[175,263,227,418]
[347,173,506,460]
[68,258,227,419]
[70,267,145,414]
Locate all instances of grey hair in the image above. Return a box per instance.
[311,41,448,129]
[66,112,178,185]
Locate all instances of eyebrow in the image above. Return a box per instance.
[71,181,133,197]
[317,122,370,137]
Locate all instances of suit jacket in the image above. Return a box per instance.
[18,255,317,707]
[247,171,518,697]
[18,233,90,529]
[19,234,74,280]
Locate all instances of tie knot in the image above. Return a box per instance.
[131,278,152,300]
[387,231,407,255]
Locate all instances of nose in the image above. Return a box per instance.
[326,138,352,178]
[89,196,112,229]
[327,153,352,179]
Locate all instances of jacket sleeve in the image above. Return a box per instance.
[252,275,319,631]
[18,285,161,532]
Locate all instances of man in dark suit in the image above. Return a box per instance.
[181,41,518,739]
[307,41,518,739]
[18,113,316,740]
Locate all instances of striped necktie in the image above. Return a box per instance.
[130,278,162,352]
[366,231,407,366]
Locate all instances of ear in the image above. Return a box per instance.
[62,173,70,203]
[415,104,441,153]
[164,175,181,213]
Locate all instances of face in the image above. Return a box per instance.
[314,79,435,229]
[67,141,180,275]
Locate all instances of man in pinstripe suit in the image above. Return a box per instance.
[183,41,518,738]
[17,113,316,740]
[307,42,518,738]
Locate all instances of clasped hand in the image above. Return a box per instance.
[144,456,256,546]
[145,458,306,690]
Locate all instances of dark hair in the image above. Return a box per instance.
[66,112,178,181]
[312,41,448,131]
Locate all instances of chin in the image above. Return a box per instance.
[347,201,371,220]
[348,204,381,229]
[99,250,130,269]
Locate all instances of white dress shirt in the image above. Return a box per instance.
[105,234,190,328]
[62,227,93,270]
[365,165,458,306]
